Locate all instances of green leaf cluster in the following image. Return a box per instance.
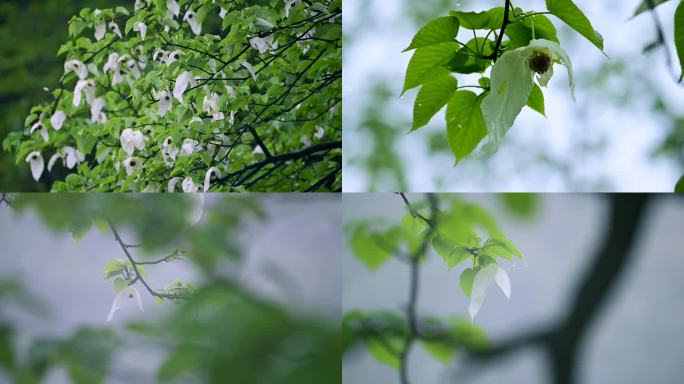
[403,0,602,165]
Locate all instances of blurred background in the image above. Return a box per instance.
[343,0,684,192]
[0,0,128,191]
[0,194,340,383]
[343,193,684,383]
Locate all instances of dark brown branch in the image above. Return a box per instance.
[484,0,511,61]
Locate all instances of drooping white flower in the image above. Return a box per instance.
[30,122,49,142]
[62,146,85,169]
[285,0,302,18]
[51,111,66,130]
[120,128,145,156]
[314,126,325,139]
[241,61,258,81]
[183,10,202,35]
[227,110,234,125]
[226,85,236,98]
[167,0,180,17]
[108,21,122,38]
[90,97,106,123]
[255,18,274,30]
[105,286,144,324]
[300,135,311,147]
[182,177,199,193]
[202,92,224,120]
[203,167,220,192]
[173,71,195,102]
[65,60,88,79]
[219,7,228,19]
[121,60,139,79]
[133,22,147,40]
[252,145,265,156]
[249,37,269,54]
[94,21,106,41]
[165,50,181,65]
[25,151,44,181]
[103,53,119,73]
[123,157,140,176]
[152,49,168,62]
[158,91,172,116]
[180,139,199,156]
[468,264,511,321]
[168,177,182,192]
[47,153,62,171]
[481,39,574,153]
[73,79,95,107]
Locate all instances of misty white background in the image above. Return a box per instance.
[343,194,684,383]
[0,194,341,384]
[343,0,684,191]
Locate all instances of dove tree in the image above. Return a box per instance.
[3,0,341,192]
[402,0,603,165]
[343,193,523,383]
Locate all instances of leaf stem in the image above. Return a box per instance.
[485,0,512,61]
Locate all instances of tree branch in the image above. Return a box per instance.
[484,0,512,61]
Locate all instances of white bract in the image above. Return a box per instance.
[30,122,49,142]
[241,61,258,81]
[51,110,66,130]
[255,18,274,30]
[90,97,107,123]
[64,60,88,79]
[468,264,511,321]
[182,177,199,193]
[203,167,220,192]
[183,10,201,35]
[167,0,180,18]
[315,126,325,139]
[105,286,144,324]
[25,151,44,181]
[120,128,145,156]
[481,39,574,153]
[173,71,195,102]
[285,0,302,18]
[133,22,147,40]
[123,157,140,176]
[158,91,172,116]
[180,139,199,156]
[63,146,85,169]
[108,22,122,39]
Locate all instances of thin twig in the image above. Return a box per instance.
[485,0,512,61]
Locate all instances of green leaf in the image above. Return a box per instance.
[68,217,92,242]
[459,268,476,297]
[421,341,456,363]
[447,47,490,74]
[113,278,128,293]
[675,1,684,79]
[404,16,460,51]
[446,91,487,165]
[0,325,14,370]
[412,75,458,131]
[350,224,392,271]
[432,235,471,268]
[451,8,504,30]
[527,84,546,116]
[545,0,604,51]
[499,193,540,218]
[92,217,110,235]
[402,42,459,94]
[675,174,684,192]
[505,15,559,49]
[632,0,671,17]
[104,260,126,280]
[366,338,403,369]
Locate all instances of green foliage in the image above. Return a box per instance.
[545,0,604,51]
[499,193,540,218]
[675,174,684,192]
[675,1,684,79]
[403,1,600,165]
[632,0,671,17]
[4,0,341,192]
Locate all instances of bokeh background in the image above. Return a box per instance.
[0,194,340,383]
[343,0,684,192]
[343,193,684,383]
